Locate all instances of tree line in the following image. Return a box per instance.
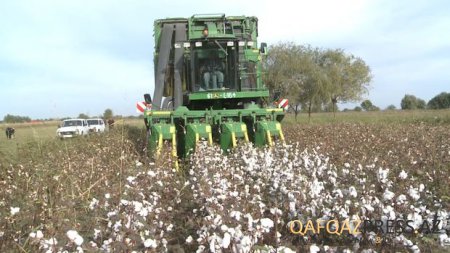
[3,114,31,123]
[263,42,450,117]
[401,92,450,110]
[2,109,116,123]
[263,42,372,119]
[356,92,450,111]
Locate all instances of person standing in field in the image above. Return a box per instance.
[5,127,15,139]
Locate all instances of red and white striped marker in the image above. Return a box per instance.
[136,101,148,113]
[277,98,289,110]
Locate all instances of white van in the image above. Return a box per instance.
[56,119,90,138]
[87,118,106,133]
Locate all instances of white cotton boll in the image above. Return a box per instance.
[344,163,350,168]
[398,170,408,179]
[396,194,407,204]
[230,211,242,221]
[383,189,395,201]
[45,238,58,247]
[261,218,274,232]
[222,232,231,248]
[363,204,375,213]
[94,229,101,240]
[186,236,193,244]
[89,198,99,210]
[209,234,217,252]
[30,230,44,239]
[107,210,117,218]
[439,234,450,246]
[126,176,135,184]
[220,224,228,232]
[310,180,324,198]
[339,208,348,219]
[277,246,296,253]
[407,212,423,230]
[410,245,420,253]
[289,202,296,214]
[419,184,425,192]
[147,171,156,177]
[143,238,157,248]
[408,187,420,201]
[10,207,20,215]
[66,230,84,246]
[348,186,357,198]
[270,208,282,216]
[113,221,122,231]
[196,245,205,253]
[333,189,343,198]
[310,244,320,253]
[377,168,389,184]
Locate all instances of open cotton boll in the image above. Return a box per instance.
[310,244,320,253]
[348,186,357,198]
[143,238,157,248]
[10,207,20,215]
[408,187,421,201]
[398,170,408,179]
[261,218,274,233]
[67,230,84,246]
[383,189,395,201]
[222,232,231,248]
[377,168,389,184]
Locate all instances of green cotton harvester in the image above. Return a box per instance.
[143,14,285,168]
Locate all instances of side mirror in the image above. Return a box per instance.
[144,94,152,104]
[260,42,268,55]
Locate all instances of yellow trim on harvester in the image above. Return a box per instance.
[149,111,172,116]
[266,108,283,112]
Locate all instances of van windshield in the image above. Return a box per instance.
[62,120,82,127]
[87,120,100,125]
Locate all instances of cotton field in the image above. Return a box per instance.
[0,122,449,252]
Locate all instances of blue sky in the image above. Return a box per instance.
[1,0,449,119]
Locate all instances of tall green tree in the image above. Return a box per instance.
[264,43,330,120]
[264,42,372,120]
[78,113,89,119]
[320,49,372,117]
[103,109,113,119]
[427,92,450,109]
[401,95,426,110]
[361,100,374,111]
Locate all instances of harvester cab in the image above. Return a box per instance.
[143,14,284,166]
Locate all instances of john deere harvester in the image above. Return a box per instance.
[143,14,284,165]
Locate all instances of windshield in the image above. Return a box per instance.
[62,120,82,127]
[191,41,237,92]
[87,120,100,125]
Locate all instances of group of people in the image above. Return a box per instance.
[5,127,15,139]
